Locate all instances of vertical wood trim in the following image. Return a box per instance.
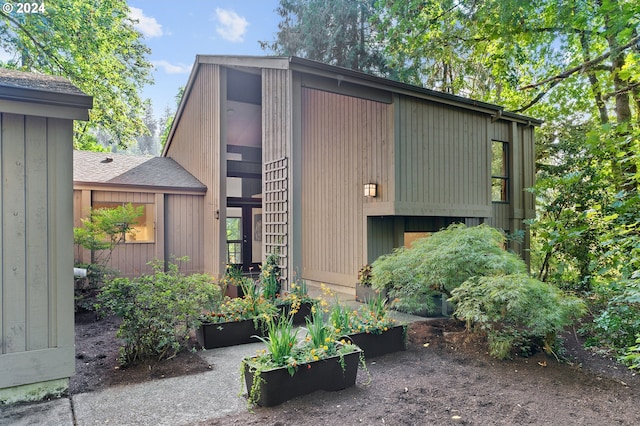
[155,193,165,264]
[2,113,27,354]
[48,118,75,355]
[0,113,3,348]
[25,116,49,350]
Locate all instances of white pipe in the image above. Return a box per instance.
[74,268,87,278]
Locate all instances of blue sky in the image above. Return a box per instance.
[128,1,281,119]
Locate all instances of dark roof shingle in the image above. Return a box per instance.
[73,150,206,192]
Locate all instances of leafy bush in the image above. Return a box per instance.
[371,224,526,313]
[98,258,221,366]
[621,335,640,369]
[590,279,640,353]
[450,273,586,359]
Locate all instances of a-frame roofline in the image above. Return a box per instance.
[162,55,541,156]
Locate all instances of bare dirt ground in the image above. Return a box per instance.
[73,312,640,425]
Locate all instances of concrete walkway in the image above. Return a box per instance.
[0,302,428,425]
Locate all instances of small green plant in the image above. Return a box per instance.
[97,258,220,366]
[304,307,335,353]
[450,273,586,359]
[260,252,281,299]
[201,277,278,327]
[621,334,640,369]
[73,203,143,311]
[255,315,299,373]
[328,295,398,336]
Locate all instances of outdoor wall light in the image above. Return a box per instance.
[364,183,377,197]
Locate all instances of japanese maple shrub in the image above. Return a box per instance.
[371,224,525,313]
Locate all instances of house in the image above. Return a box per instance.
[163,55,540,294]
[73,150,206,277]
[0,69,92,403]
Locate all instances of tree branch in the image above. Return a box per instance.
[512,80,561,113]
[603,82,640,100]
[0,10,68,73]
[519,34,640,91]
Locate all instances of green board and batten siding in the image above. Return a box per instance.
[1,114,76,389]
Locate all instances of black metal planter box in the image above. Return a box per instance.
[196,319,265,349]
[243,349,361,407]
[278,301,314,325]
[344,325,407,358]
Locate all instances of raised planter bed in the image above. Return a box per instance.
[243,348,362,407]
[343,325,407,358]
[196,319,265,349]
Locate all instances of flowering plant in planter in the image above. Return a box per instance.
[241,307,365,406]
[201,278,278,324]
[197,278,279,349]
[329,294,407,358]
[275,279,318,324]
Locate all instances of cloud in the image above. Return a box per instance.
[129,7,163,38]
[152,60,192,75]
[214,8,249,42]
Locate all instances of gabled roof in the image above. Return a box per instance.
[73,150,206,194]
[163,55,542,156]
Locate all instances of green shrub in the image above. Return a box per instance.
[98,258,221,366]
[450,273,586,359]
[591,279,640,353]
[621,334,640,369]
[371,224,526,313]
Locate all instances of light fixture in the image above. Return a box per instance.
[364,183,377,198]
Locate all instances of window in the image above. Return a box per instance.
[492,141,508,202]
[92,202,155,243]
[226,208,242,265]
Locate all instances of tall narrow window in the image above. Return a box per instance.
[492,141,508,202]
[226,208,243,265]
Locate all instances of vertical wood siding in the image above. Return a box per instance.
[165,194,205,274]
[394,96,491,216]
[166,64,223,276]
[301,88,392,288]
[1,113,74,388]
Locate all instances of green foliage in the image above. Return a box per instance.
[329,295,398,336]
[97,259,220,366]
[450,273,586,359]
[260,252,281,300]
[304,307,334,351]
[73,203,143,267]
[202,277,278,325]
[621,335,640,370]
[371,224,526,313]
[0,0,153,149]
[264,0,392,76]
[255,315,299,373]
[590,279,640,352]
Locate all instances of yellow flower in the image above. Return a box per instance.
[335,328,341,334]
[325,337,331,343]
[323,345,328,351]
[313,356,319,361]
